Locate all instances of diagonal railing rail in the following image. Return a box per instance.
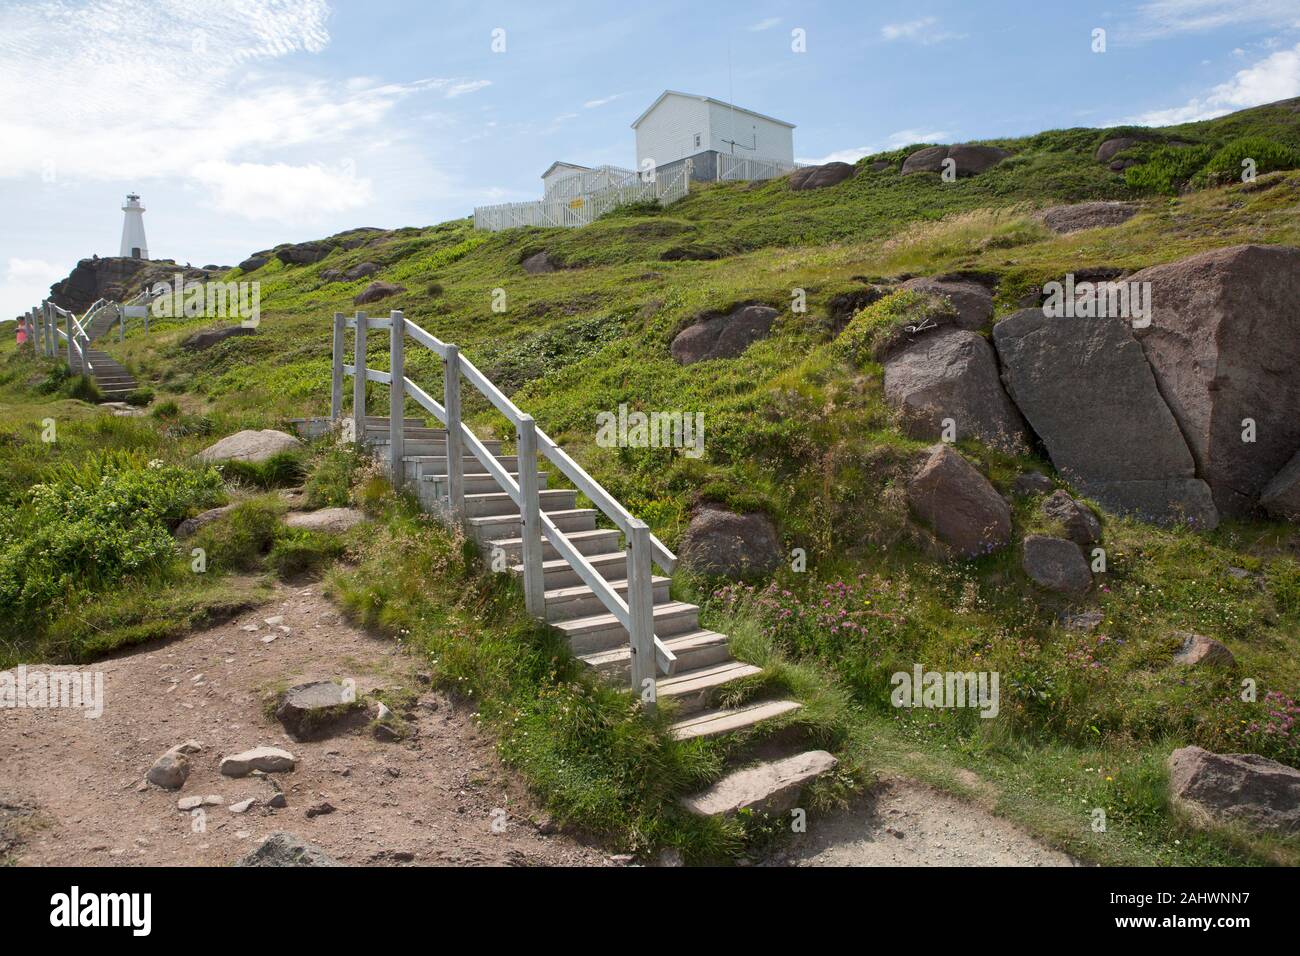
[333,309,677,699]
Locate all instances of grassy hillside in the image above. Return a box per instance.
[3,98,1300,864]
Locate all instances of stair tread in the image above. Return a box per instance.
[658,661,760,697]
[544,576,670,600]
[467,489,571,502]
[467,507,594,526]
[670,700,802,741]
[494,529,618,549]
[577,628,729,668]
[552,600,697,634]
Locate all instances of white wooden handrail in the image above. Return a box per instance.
[333,310,677,694]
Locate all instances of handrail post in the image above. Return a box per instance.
[517,415,545,617]
[64,307,74,372]
[353,310,368,439]
[443,344,464,519]
[119,304,125,342]
[389,310,405,487]
[627,519,657,709]
[41,304,49,356]
[330,311,345,421]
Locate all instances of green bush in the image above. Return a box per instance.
[304,445,361,508]
[835,290,955,367]
[220,451,306,489]
[1125,144,1213,195]
[1194,136,1300,187]
[189,497,283,571]
[123,386,154,406]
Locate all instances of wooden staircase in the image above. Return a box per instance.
[62,343,140,400]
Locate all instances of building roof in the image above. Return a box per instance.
[540,161,591,179]
[630,90,795,130]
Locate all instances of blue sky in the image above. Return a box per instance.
[3,0,1300,319]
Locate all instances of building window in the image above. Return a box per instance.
[694,133,701,148]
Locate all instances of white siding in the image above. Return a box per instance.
[705,100,793,163]
[542,165,585,198]
[634,95,710,172]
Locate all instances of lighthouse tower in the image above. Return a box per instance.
[119,193,149,259]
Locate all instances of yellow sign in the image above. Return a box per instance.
[568,198,585,209]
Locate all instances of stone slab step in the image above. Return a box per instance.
[578,628,733,679]
[670,699,802,742]
[543,575,671,622]
[658,661,762,717]
[680,750,839,816]
[553,600,700,655]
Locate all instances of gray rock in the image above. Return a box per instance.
[175,504,236,539]
[237,831,341,867]
[670,304,777,365]
[220,746,296,777]
[1013,472,1055,496]
[902,144,1010,177]
[1259,446,1300,521]
[1168,746,1300,834]
[522,251,558,274]
[681,750,838,816]
[906,445,1011,559]
[275,240,334,265]
[353,281,405,305]
[992,308,1218,529]
[147,752,190,790]
[180,325,256,351]
[1172,631,1236,669]
[899,277,993,331]
[1129,245,1300,516]
[789,162,855,190]
[305,802,336,818]
[197,429,302,464]
[274,681,362,741]
[677,506,781,578]
[1041,490,1102,545]
[229,798,257,813]
[1037,201,1139,234]
[1095,136,1143,164]
[283,507,366,534]
[1061,609,1103,631]
[1022,535,1091,594]
[883,328,1029,453]
[238,254,270,272]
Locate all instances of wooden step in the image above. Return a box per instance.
[657,661,762,717]
[418,455,520,476]
[680,750,839,816]
[369,438,501,457]
[543,576,671,622]
[365,427,448,440]
[554,600,700,656]
[670,699,802,742]
[491,529,621,563]
[425,471,548,496]
[465,488,576,518]
[578,629,732,679]
[469,508,597,541]
[530,550,627,589]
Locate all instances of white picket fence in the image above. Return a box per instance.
[716,154,802,182]
[474,160,692,231]
[544,164,639,200]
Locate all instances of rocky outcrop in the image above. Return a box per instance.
[197,429,302,464]
[1171,631,1236,669]
[353,281,406,305]
[899,277,992,331]
[992,308,1218,529]
[1129,245,1300,517]
[49,257,216,313]
[1040,490,1102,545]
[1037,201,1139,234]
[1168,746,1300,834]
[1022,535,1092,594]
[275,240,334,266]
[1095,136,1145,165]
[789,162,855,190]
[670,304,777,365]
[322,262,378,283]
[906,445,1011,559]
[238,831,341,866]
[1260,449,1300,520]
[522,251,558,274]
[678,506,781,578]
[883,328,1029,452]
[238,254,270,272]
[902,144,1010,177]
[181,325,256,351]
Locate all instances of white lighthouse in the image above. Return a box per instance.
[119,193,149,259]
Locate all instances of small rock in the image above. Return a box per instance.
[268,793,288,809]
[1022,535,1092,594]
[608,853,635,866]
[373,723,402,743]
[1041,490,1102,545]
[220,746,297,777]
[1168,746,1300,834]
[229,798,257,813]
[237,831,341,867]
[147,752,190,790]
[655,848,685,867]
[1172,631,1236,669]
[264,615,284,626]
[1013,471,1056,496]
[305,802,336,819]
[1060,610,1103,632]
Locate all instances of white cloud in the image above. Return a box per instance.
[1127,0,1300,40]
[880,17,963,44]
[445,79,492,98]
[799,129,950,165]
[191,161,373,220]
[1,258,65,319]
[747,17,781,32]
[1124,42,1300,125]
[584,94,622,109]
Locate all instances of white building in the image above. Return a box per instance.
[630,90,795,181]
[541,162,591,198]
[119,193,148,259]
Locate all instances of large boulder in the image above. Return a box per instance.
[992,308,1218,528]
[899,277,992,331]
[180,325,256,351]
[521,251,558,274]
[1040,490,1102,545]
[677,506,781,578]
[238,254,270,272]
[883,328,1030,453]
[353,281,405,305]
[906,445,1011,559]
[1021,535,1092,594]
[902,144,1010,177]
[238,831,341,867]
[275,240,334,266]
[670,304,777,365]
[197,429,302,464]
[1260,449,1300,520]
[1095,136,1143,164]
[1128,245,1300,517]
[789,162,855,190]
[1168,746,1300,834]
[1037,201,1139,234]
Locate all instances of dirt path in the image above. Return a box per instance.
[765,777,1079,867]
[0,581,608,866]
